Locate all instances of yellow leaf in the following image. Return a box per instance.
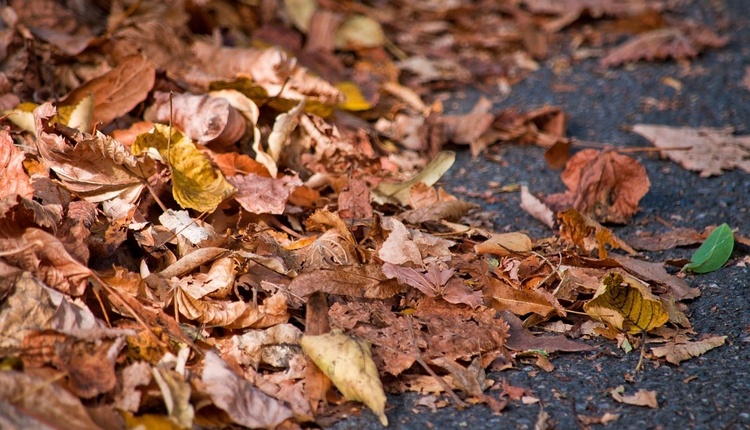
[5,102,39,132]
[336,81,372,111]
[66,93,95,133]
[584,272,668,334]
[133,124,236,213]
[335,15,386,50]
[301,330,388,426]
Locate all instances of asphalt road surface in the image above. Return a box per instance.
[333,1,750,429]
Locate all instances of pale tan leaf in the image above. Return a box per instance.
[610,387,658,408]
[302,330,388,426]
[650,335,726,365]
[475,232,533,256]
[378,217,423,266]
[520,185,555,229]
[630,124,750,177]
[152,368,194,429]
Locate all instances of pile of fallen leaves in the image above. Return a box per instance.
[0,0,738,428]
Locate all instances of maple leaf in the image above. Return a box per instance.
[546,149,650,224]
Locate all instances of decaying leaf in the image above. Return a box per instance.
[630,124,750,177]
[584,272,668,334]
[546,149,650,224]
[301,329,388,426]
[650,335,726,364]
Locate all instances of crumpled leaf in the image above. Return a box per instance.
[34,103,154,204]
[650,335,726,364]
[301,329,388,426]
[501,311,593,353]
[159,209,215,245]
[152,367,194,429]
[683,223,734,273]
[558,209,636,259]
[202,351,294,429]
[584,272,668,334]
[132,124,236,212]
[0,130,34,200]
[373,151,456,205]
[630,124,750,177]
[546,149,650,224]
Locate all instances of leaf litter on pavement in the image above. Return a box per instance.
[0,0,739,428]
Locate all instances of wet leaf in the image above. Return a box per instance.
[301,329,388,426]
[683,223,734,273]
[584,272,669,334]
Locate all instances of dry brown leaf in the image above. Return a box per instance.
[0,130,34,200]
[611,254,700,300]
[228,173,302,215]
[0,370,103,430]
[521,0,664,32]
[650,335,726,365]
[338,177,373,220]
[484,277,561,318]
[626,227,704,252]
[399,200,478,224]
[610,386,659,408]
[475,232,533,257]
[290,265,407,299]
[546,149,650,224]
[601,24,729,67]
[520,185,556,229]
[630,124,750,177]
[558,209,636,259]
[63,55,155,126]
[202,351,295,428]
[501,311,593,353]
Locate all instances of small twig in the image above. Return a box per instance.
[635,329,648,373]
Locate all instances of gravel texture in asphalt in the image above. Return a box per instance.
[333,1,750,428]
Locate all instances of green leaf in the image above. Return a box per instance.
[683,223,734,273]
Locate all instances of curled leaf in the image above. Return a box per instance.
[372,151,455,205]
[683,223,734,273]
